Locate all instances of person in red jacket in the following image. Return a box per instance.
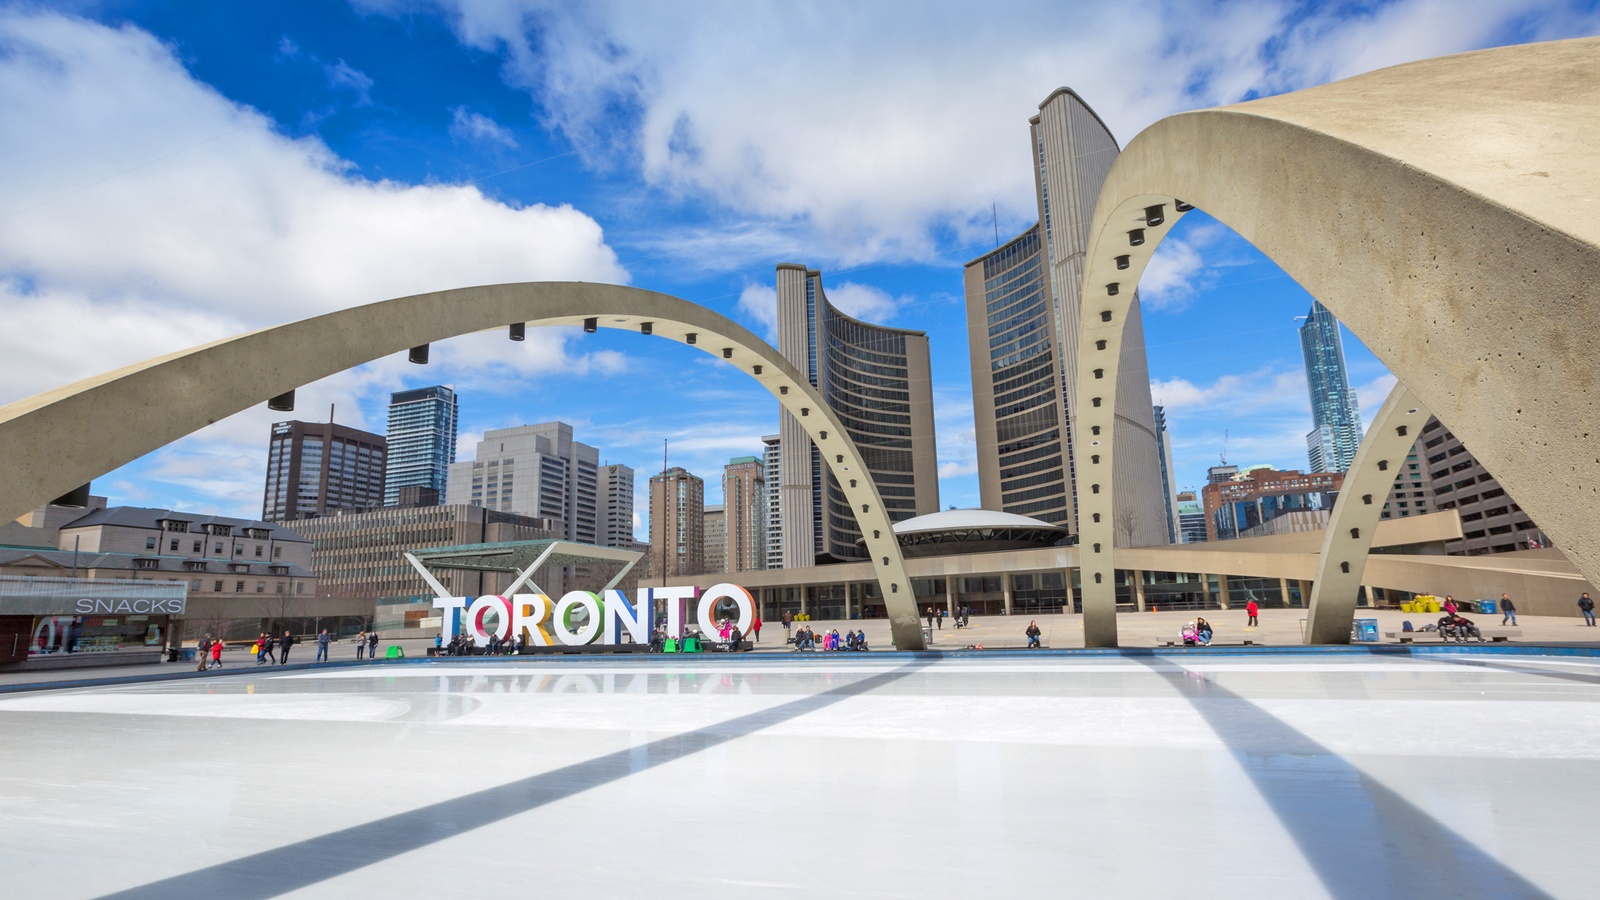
[209,639,223,669]
[1245,599,1260,628]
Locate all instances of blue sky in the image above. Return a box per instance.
[2,1,1597,536]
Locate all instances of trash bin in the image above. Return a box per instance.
[1353,618,1380,642]
[1478,598,1497,615]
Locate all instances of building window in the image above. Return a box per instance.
[234,545,244,555]
[169,539,179,551]
[296,583,304,594]
[214,543,223,554]
[213,580,223,592]
[235,581,245,593]
[276,583,285,593]
[274,546,282,558]
[145,537,156,550]
[193,540,202,553]
[255,545,263,557]
[256,582,266,593]
[190,579,201,591]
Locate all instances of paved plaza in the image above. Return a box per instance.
[1,649,1595,898]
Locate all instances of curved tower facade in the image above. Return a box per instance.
[777,265,939,564]
[964,88,1170,545]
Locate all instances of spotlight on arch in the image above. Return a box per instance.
[640,321,653,336]
[267,389,296,412]
[508,323,525,342]
[1174,199,1193,212]
[408,344,429,365]
[1144,204,1165,227]
[1128,229,1145,246]
[583,317,598,333]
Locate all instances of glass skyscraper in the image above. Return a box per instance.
[384,386,458,507]
[1299,301,1363,473]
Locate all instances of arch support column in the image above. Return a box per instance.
[1304,384,1431,643]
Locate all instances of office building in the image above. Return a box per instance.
[1203,467,1343,541]
[1175,492,1208,543]
[649,467,704,578]
[702,504,726,575]
[262,420,387,522]
[762,435,782,569]
[963,88,1168,542]
[1413,418,1547,555]
[1300,301,1363,473]
[776,264,939,565]
[599,464,636,548]
[446,422,600,544]
[289,504,558,634]
[384,386,458,507]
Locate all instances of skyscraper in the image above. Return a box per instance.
[1153,405,1180,544]
[384,386,458,506]
[963,88,1169,544]
[776,264,939,565]
[1300,301,1363,473]
[445,422,600,544]
[262,420,386,522]
[649,467,704,578]
[598,463,635,548]
[701,504,726,574]
[762,434,782,569]
[723,455,766,573]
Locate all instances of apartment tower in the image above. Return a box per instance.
[445,422,600,544]
[384,386,458,506]
[723,455,767,573]
[649,467,704,578]
[262,420,387,522]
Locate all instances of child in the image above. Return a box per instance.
[209,639,224,669]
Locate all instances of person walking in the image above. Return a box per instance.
[208,638,223,669]
[1025,621,1042,649]
[368,630,379,659]
[925,606,935,630]
[315,629,330,663]
[1500,593,1518,626]
[937,608,945,630]
[278,630,295,664]
[355,630,366,660]
[751,614,763,643]
[781,610,792,636]
[253,635,267,666]
[1580,592,1596,627]
[1245,599,1260,628]
[196,634,212,672]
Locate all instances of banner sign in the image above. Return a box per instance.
[433,583,755,647]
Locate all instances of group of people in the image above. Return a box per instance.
[249,631,294,666]
[1180,617,1214,646]
[791,625,869,651]
[925,606,972,629]
[439,631,519,656]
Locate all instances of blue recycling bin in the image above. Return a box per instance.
[1353,618,1379,642]
[1478,599,1497,615]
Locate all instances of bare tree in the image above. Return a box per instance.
[1115,506,1140,548]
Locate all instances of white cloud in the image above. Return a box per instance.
[323,59,374,105]
[824,281,906,323]
[1150,367,1309,417]
[449,105,519,149]
[1354,373,1399,427]
[358,0,1596,267]
[736,283,777,342]
[0,10,629,515]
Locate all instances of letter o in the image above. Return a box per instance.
[697,584,754,636]
[553,591,603,646]
[467,595,511,645]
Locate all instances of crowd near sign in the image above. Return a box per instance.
[433,583,755,646]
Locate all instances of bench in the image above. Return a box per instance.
[1386,628,1521,643]
[1153,638,1254,647]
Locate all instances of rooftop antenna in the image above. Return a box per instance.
[328,403,335,424]
[1221,429,1229,466]
[663,438,668,476]
[992,203,1000,249]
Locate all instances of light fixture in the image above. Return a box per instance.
[722,347,733,359]
[583,317,598,333]
[752,365,762,375]
[409,344,430,364]
[1106,283,1120,296]
[1144,204,1165,227]
[267,390,296,412]
[1128,229,1145,246]
[1115,255,1130,270]
[508,323,525,341]
[640,322,653,336]
[1174,199,1193,212]
[686,332,697,345]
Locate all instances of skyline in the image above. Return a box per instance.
[3,3,1598,537]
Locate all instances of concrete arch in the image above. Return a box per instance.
[1075,37,1600,646]
[1304,383,1431,643]
[0,282,930,650]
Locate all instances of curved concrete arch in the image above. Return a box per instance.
[1304,383,1431,644]
[0,282,929,650]
[1075,37,1600,646]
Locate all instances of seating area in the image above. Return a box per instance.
[1386,628,1522,644]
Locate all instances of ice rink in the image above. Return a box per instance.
[1,650,1596,898]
